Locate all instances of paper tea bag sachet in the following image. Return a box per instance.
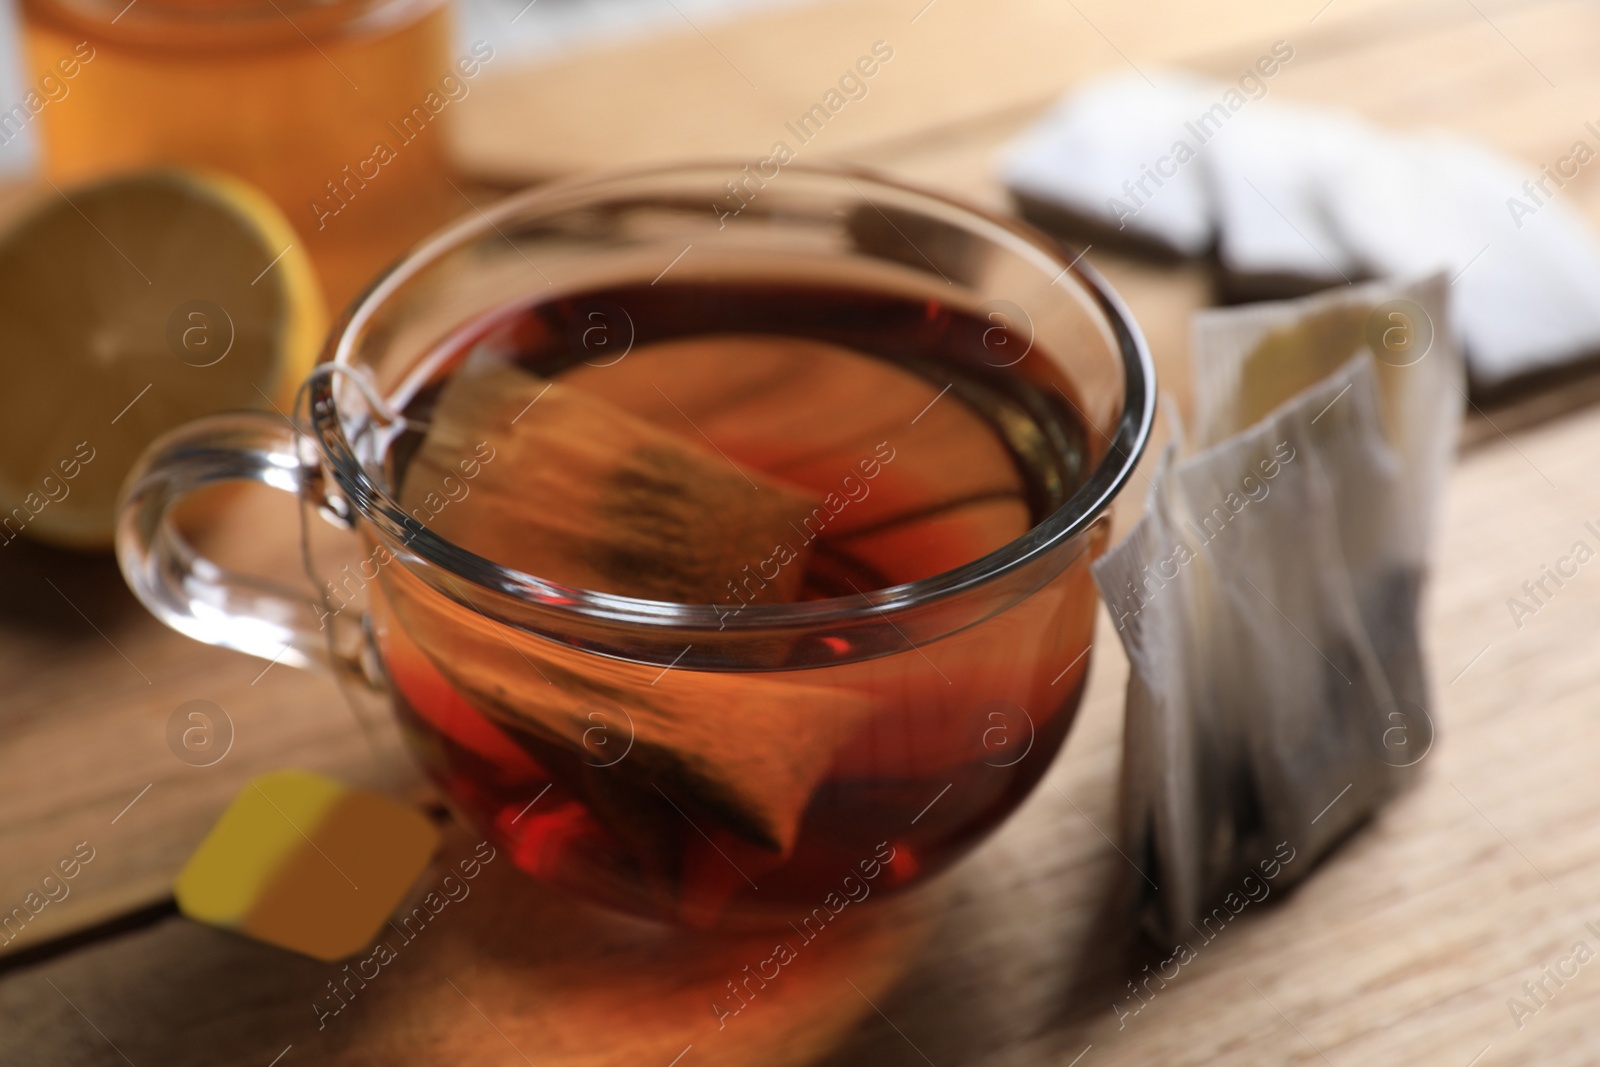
[394,359,874,867]
[1192,273,1461,555]
[1096,358,1444,942]
[1193,273,1463,726]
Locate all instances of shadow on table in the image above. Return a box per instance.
[0,538,142,640]
[819,863,1140,1067]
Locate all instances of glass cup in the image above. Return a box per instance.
[115,164,1155,928]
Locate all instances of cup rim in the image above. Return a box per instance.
[311,161,1156,633]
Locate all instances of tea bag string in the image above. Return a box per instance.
[301,363,430,434]
[281,363,424,785]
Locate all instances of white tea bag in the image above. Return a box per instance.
[1193,274,1463,716]
[1097,277,1461,938]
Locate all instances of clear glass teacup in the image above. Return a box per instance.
[116,164,1155,928]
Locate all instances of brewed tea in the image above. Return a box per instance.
[373,280,1103,926]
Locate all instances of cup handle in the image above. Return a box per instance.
[116,410,340,673]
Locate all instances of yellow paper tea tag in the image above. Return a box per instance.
[174,769,440,961]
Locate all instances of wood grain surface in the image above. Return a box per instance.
[5,0,1600,1063]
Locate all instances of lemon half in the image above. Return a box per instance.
[0,169,324,549]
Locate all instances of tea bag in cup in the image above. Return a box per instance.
[553,334,1045,585]
[403,360,822,605]
[395,359,876,879]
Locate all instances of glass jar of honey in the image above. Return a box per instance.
[20,0,467,309]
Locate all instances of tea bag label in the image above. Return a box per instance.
[174,770,440,961]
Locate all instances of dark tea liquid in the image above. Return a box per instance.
[374,280,1103,927]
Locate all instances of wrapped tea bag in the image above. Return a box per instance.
[1096,275,1461,940]
[1192,273,1460,552]
[1195,274,1462,719]
[1005,72,1600,384]
[395,359,875,872]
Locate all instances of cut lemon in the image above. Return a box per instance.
[0,168,324,549]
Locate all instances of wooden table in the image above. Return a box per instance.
[8,0,1600,1063]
